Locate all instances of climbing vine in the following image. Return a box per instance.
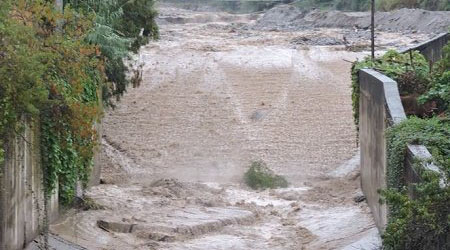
[0,0,158,204]
[351,41,450,249]
[0,0,102,204]
[382,117,449,249]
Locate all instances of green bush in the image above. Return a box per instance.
[377,0,450,11]
[351,50,430,127]
[419,42,450,115]
[0,0,158,204]
[382,117,450,250]
[244,161,288,189]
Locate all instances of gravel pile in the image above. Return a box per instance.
[253,4,450,34]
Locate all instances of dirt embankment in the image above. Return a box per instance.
[254,4,450,34]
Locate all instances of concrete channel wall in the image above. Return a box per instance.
[0,120,101,250]
[400,33,449,64]
[359,69,406,232]
[359,68,443,233]
[359,33,448,232]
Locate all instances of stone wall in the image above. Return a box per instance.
[0,120,101,250]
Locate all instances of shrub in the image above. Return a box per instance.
[0,0,102,204]
[0,0,158,204]
[351,50,430,127]
[244,161,288,189]
[382,117,450,250]
[418,42,450,115]
[293,0,449,11]
[377,0,450,11]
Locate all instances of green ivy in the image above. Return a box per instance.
[1,0,158,205]
[385,117,449,190]
[382,117,450,249]
[66,0,159,106]
[351,42,450,249]
[0,0,102,205]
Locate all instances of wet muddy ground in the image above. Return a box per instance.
[49,5,433,250]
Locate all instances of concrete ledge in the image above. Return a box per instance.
[405,145,445,191]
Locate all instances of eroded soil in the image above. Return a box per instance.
[50,5,434,250]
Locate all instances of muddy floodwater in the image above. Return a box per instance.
[49,5,432,250]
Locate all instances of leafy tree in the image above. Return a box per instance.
[0,0,104,203]
[0,0,159,204]
[65,0,159,105]
[117,0,159,52]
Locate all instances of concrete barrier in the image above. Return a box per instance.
[359,32,448,233]
[400,33,449,64]
[0,119,101,250]
[0,120,55,250]
[359,69,406,232]
[359,68,443,233]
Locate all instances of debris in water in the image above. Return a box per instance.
[244,160,288,189]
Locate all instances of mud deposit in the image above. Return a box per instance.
[50,5,435,250]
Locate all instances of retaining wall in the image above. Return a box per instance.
[360,32,448,232]
[359,68,443,232]
[359,69,405,231]
[400,33,449,64]
[359,69,442,232]
[0,120,101,250]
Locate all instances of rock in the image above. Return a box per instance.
[250,110,266,121]
[97,220,137,233]
[147,232,176,242]
[353,194,366,203]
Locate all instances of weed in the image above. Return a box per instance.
[244,161,288,190]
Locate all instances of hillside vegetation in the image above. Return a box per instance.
[294,0,450,11]
[0,0,158,204]
[352,42,450,250]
